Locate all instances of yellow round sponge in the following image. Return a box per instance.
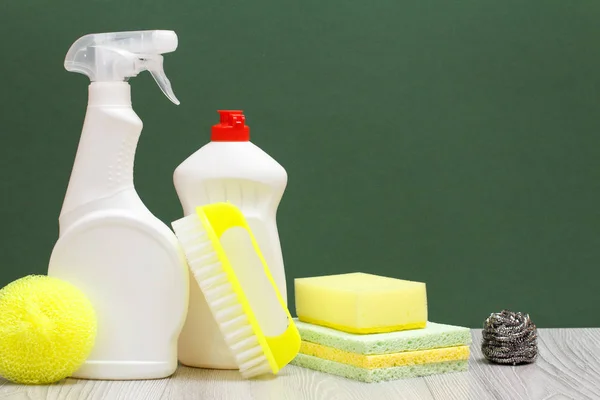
[0,275,97,384]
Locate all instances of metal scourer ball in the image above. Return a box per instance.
[481,310,538,365]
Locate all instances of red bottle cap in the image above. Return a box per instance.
[211,110,250,141]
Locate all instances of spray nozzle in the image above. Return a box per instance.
[64,30,180,104]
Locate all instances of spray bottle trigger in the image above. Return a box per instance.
[142,55,180,105]
[149,69,180,105]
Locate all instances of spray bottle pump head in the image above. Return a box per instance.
[64,30,180,104]
[211,110,250,141]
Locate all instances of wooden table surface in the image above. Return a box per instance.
[1,329,599,400]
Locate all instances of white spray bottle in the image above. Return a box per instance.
[47,30,189,380]
[173,110,288,369]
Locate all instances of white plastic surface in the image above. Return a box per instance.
[47,82,189,380]
[174,141,288,369]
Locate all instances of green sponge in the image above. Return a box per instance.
[294,319,471,355]
[291,353,468,383]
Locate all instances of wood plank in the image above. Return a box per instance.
[247,365,434,400]
[463,328,600,400]
[0,329,599,400]
[161,366,253,400]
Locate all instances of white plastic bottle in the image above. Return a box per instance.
[47,30,189,380]
[173,110,288,369]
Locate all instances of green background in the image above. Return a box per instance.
[1,0,599,328]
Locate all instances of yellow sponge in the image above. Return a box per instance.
[300,341,470,369]
[295,273,427,334]
[0,275,97,384]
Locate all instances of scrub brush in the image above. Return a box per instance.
[172,202,300,378]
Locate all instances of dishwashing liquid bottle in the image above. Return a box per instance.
[173,110,288,369]
[47,30,189,380]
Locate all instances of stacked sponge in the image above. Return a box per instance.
[291,273,471,383]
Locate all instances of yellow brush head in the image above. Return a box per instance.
[0,275,97,384]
